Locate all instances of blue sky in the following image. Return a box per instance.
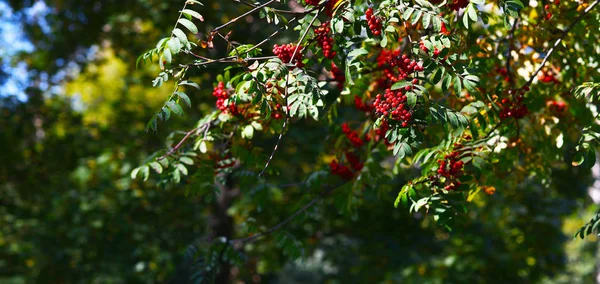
[0,0,50,101]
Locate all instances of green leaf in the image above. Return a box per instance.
[163,48,172,63]
[176,163,188,176]
[179,156,194,165]
[242,125,254,139]
[453,76,462,95]
[179,80,201,89]
[167,37,181,54]
[178,18,198,34]
[406,92,417,108]
[181,9,204,22]
[166,100,184,116]
[402,8,415,21]
[176,92,191,107]
[172,29,189,46]
[467,4,478,22]
[391,80,411,90]
[149,161,163,174]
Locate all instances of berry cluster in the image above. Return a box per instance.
[432,151,464,191]
[419,41,442,57]
[325,0,336,17]
[342,122,364,148]
[498,94,528,120]
[329,159,354,180]
[374,119,393,146]
[374,88,413,127]
[331,63,346,90]
[496,67,510,83]
[544,2,557,20]
[329,152,364,180]
[440,22,450,35]
[448,0,469,11]
[273,44,304,67]
[377,50,423,84]
[547,100,567,114]
[365,8,382,36]
[315,22,336,59]
[538,69,560,84]
[213,82,238,114]
[271,103,284,119]
[437,152,464,178]
[354,96,373,112]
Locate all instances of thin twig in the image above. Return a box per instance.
[235,0,315,15]
[524,0,600,87]
[157,122,211,160]
[505,17,519,88]
[213,0,278,32]
[259,9,320,177]
[229,183,342,244]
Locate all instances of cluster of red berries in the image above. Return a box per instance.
[440,22,450,35]
[342,122,364,148]
[315,22,336,59]
[354,95,373,112]
[329,159,353,180]
[374,88,414,127]
[273,44,304,67]
[432,151,464,191]
[496,67,511,83]
[331,63,346,90]
[365,8,382,36]
[544,2,556,20]
[448,0,469,11]
[329,152,364,180]
[437,152,464,178]
[374,119,393,146]
[271,103,284,119]
[538,70,560,84]
[377,50,423,84]
[213,82,238,114]
[325,0,336,17]
[547,100,567,114]
[419,42,442,57]
[498,94,528,120]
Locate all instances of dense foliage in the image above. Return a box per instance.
[3,0,600,283]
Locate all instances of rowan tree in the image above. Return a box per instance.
[131,0,600,282]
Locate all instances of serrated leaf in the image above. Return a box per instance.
[179,80,201,89]
[467,4,478,22]
[150,161,163,174]
[391,80,411,90]
[172,28,189,47]
[402,8,415,21]
[131,167,141,179]
[176,163,188,176]
[176,92,191,107]
[178,18,198,34]
[406,92,417,108]
[167,37,181,54]
[179,156,194,165]
[181,9,204,22]
[167,100,184,116]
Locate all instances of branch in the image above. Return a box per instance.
[259,10,320,178]
[157,121,211,160]
[524,0,600,87]
[229,183,343,245]
[505,17,519,88]
[213,0,279,32]
[235,0,315,15]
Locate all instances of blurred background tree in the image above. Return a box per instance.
[1,0,600,283]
